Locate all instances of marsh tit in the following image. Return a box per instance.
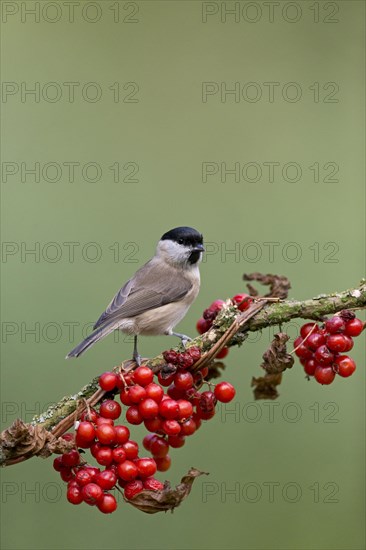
[66,226,204,365]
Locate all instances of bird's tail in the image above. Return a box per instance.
[66,323,116,358]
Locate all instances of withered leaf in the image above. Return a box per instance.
[251,374,282,400]
[251,333,294,400]
[206,361,226,381]
[243,273,291,299]
[260,333,294,374]
[126,468,208,514]
[0,419,74,464]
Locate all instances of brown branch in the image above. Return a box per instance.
[1,278,365,467]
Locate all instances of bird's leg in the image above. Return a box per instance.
[166,330,192,348]
[132,335,141,366]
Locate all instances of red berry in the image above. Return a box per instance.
[134,366,154,386]
[314,365,336,385]
[99,400,121,420]
[199,391,217,413]
[162,419,181,436]
[150,436,169,458]
[314,345,335,365]
[167,383,185,401]
[67,485,83,505]
[96,424,116,445]
[180,418,197,436]
[60,468,74,482]
[300,323,319,339]
[155,454,171,472]
[117,460,138,481]
[138,398,159,419]
[122,440,139,459]
[326,334,348,352]
[143,433,157,451]
[187,346,202,362]
[196,318,211,334]
[157,370,176,387]
[303,358,317,376]
[145,383,164,403]
[85,467,100,482]
[144,417,163,433]
[306,332,326,351]
[81,483,104,506]
[334,355,356,377]
[62,449,80,468]
[232,293,253,311]
[159,399,179,419]
[112,446,127,463]
[98,371,119,392]
[345,318,364,337]
[120,388,132,406]
[174,371,194,391]
[214,382,236,403]
[210,299,225,310]
[216,347,229,359]
[97,493,117,514]
[167,435,185,448]
[143,477,164,491]
[90,441,102,458]
[186,388,201,405]
[95,416,114,427]
[342,335,354,352]
[163,349,179,364]
[177,399,193,419]
[124,479,143,500]
[77,421,95,442]
[129,385,147,403]
[95,447,114,466]
[53,456,64,472]
[126,405,143,425]
[114,425,130,444]
[325,316,346,334]
[75,469,93,486]
[96,470,117,490]
[136,457,157,478]
[294,343,313,359]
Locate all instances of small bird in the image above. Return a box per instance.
[66,226,204,365]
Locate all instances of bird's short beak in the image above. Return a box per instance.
[193,244,205,252]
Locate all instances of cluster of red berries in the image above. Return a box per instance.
[294,311,364,385]
[54,345,236,513]
[196,294,253,359]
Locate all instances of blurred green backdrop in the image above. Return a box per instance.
[1,1,365,549]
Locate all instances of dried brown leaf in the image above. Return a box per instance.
[251,374,282,400]
[243,273,291,299]
[260,333,294,374]
[126,468,208,514]
[251,333,294,400]
[206,361,226,381]
[1,419,74,464]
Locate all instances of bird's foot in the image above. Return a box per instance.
[171,332,192,348]
[132,351,142,366]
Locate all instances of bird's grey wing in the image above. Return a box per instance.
[93,262,192,328]
[93,278,134,329]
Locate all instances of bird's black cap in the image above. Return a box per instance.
[161,226,203,248]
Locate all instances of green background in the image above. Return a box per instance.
[1,1,365,549]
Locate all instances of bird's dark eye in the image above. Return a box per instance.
[178,239,184,245]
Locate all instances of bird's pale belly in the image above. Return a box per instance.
[117,286,199,336]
